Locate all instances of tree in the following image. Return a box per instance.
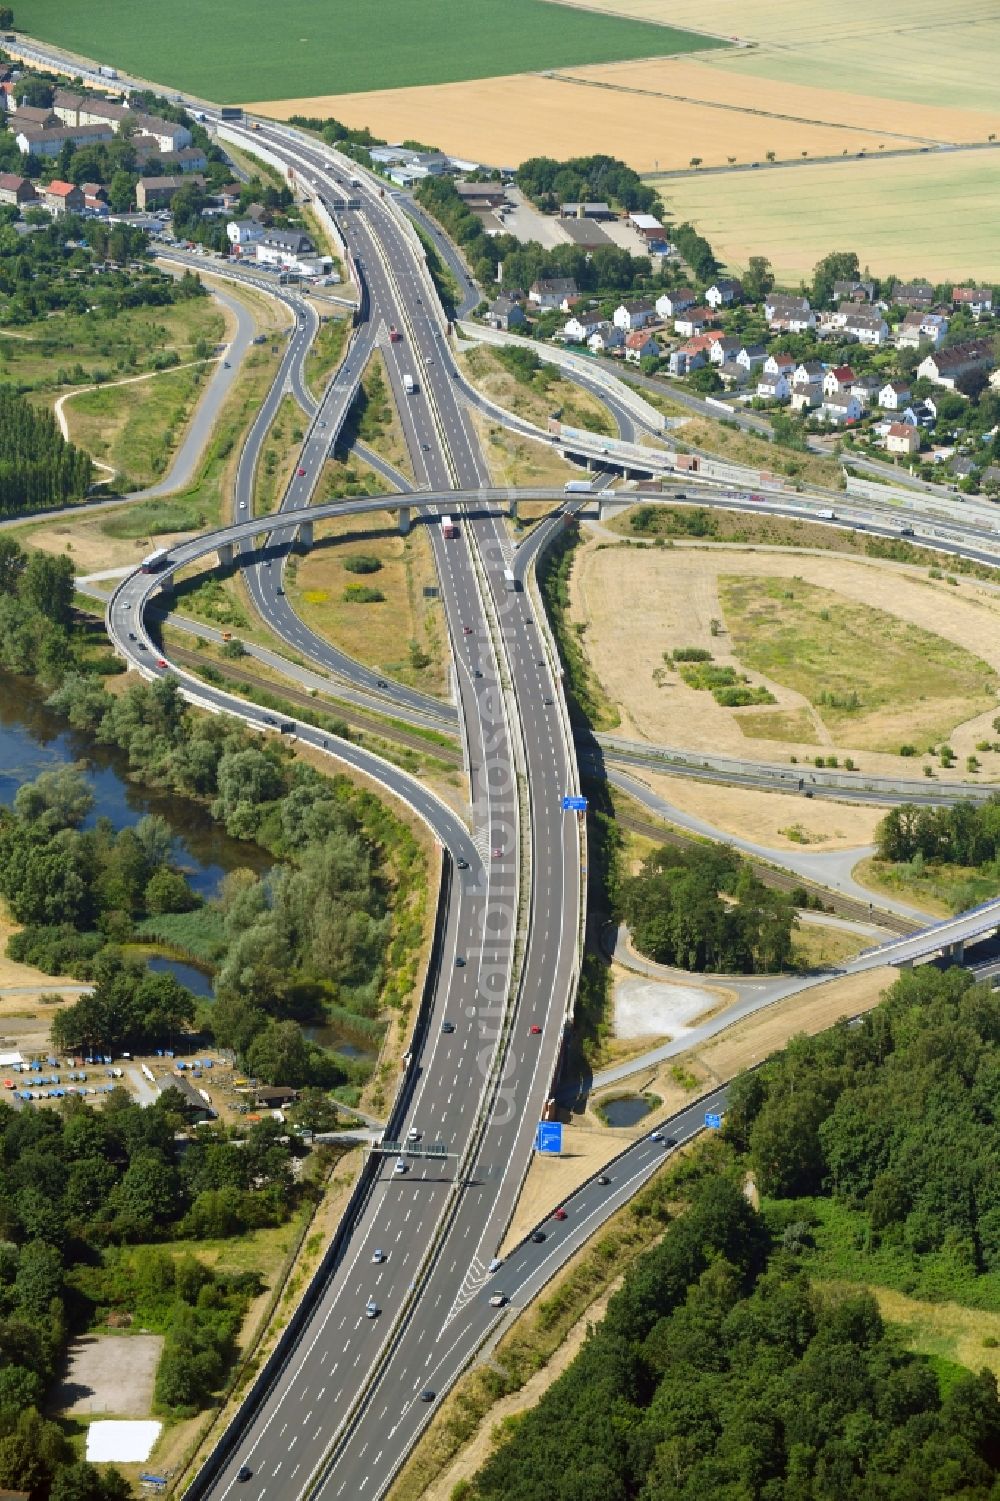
[107,169,135,214]
[145,868,198,915]
[743,255,774,302]
[811,249,860,308]
[0,10,15,30]
[13,763,93,829]
[21,552,75,625]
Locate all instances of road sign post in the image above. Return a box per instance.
[535,1121,563,1154]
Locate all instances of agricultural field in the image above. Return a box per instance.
[13,0,715,103]
[566,534,1000,775]
[661,150,1000,284]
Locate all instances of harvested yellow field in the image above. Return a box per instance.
[251,70,928,173]
[553,0,1000,112]
[663,150,1000,283]
[625,771,883,851]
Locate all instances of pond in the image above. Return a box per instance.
[600,1094,655,1128]
[0,673,269,987]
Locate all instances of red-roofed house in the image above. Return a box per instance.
[823,365,856,397]
[624,330,661,364]
[885,422,920,456]
[41,180,84,216]
[952,287,994,318]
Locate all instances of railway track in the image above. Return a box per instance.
[616,810,919,935]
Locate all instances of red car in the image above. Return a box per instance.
[529,1024,541,1036]
[297,467,306,477]
[462,625,473,635]
[157,658,167,668]
[553,1207,567,1221]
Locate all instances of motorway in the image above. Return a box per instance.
[15,33,1000,1494]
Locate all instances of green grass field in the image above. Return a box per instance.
[720,574,998,753]
[659,150,1000,283]
[13,0,719,103]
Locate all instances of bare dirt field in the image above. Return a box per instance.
[569,536,1000,776]
[54,1334,163,1418]
[630,770,883,850]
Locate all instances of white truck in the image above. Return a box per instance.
[403,372,416,395]
[564,480,593,495]
[99,64,118,79]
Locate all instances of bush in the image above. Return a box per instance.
[899,744,917,757]
[343,584,385,604]
[343,554,383,575]
[671,647,713,663]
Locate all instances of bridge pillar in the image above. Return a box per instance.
[898,958,914,971]
[297,519,314,551]
[158,575,173,597]
[945,939,965,964]
[398,505,411,536]
[217,541,235,567]
[508,492,518,519]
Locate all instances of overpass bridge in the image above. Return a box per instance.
[857,898,1000,969]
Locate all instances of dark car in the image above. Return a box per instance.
[597,1174,611,1186]
[531,1229,546,1244]
[441,1020,455,1034]
[420,1389,435,1402]
[456,857,469,870]
[455,956,466,968]
[237,1467,253,1483]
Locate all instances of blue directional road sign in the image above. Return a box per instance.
[705,1112,723,1130]
[562,795,588,812]
[535,1121,563,1154]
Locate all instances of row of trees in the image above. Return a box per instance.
[622,843,797,974]
[468,1160,1000,1501]
[875,796,1000,868]
[0,386,92,512]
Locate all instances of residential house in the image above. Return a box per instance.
[562,310,605,343]
[624,330,661,363]
[0,173,37,207]
[613,298,657,331]
[705,278,743,309]
[16,122,114,156]
[668,344,705,376]
[136,174,205,211]
[840,306,888,345]
[226,218,265,249]
[708,335,742,366]
[879,380,912,410]
[41,179,84,216]
[762,351,796,380]
[673,306,714,338]
[792,360,824,392]
[893,283,935,309]
[823,364,856,397]
[918,338,994,390]
[983,466,1000,492]
[718,360,750,389]
[764,294,815,332]
[896,310,949,349]
[134,143,208,174]
[655,288,695,320]
[588,323,625,355]
[254,228,322,273]
[833,278,875,303]
[885,421,920,457]
[122,110,193,154]
[80,181,109,214]
[757,371,790,401]
[8,104,59,130]
[486,295,526,332]
[822,392,862,425]
[52,88,129,128]
[559,201,614,220]
[628,212,666,244]
[952,286,994,318]
[528,277,578,311]
[736,343,767,370]
[951,455,978,479]
[790,387,821,413]
[850,374,881,407]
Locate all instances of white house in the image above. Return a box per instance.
[822,365,856,398]
[822,392,862,425]
[708,335,742,366]
[226,219,265,249]
[841,307,889,346]
[790,387,821,413]
[674,307,714,338]
[613,298,657,331]
[562,311,604,343]
[528,277,578,311]
[792,361,824,391]
[655,288,696,320]
[253,229,323,274]
[851,375,881,407]
[705,277,742,309]
[764,294,814,332]
[918,339,994,390]
[737,343,767,370]
[879,381,912,410]
[757,372,790,401]
[588,323,625,354]
[762,352,796,380]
